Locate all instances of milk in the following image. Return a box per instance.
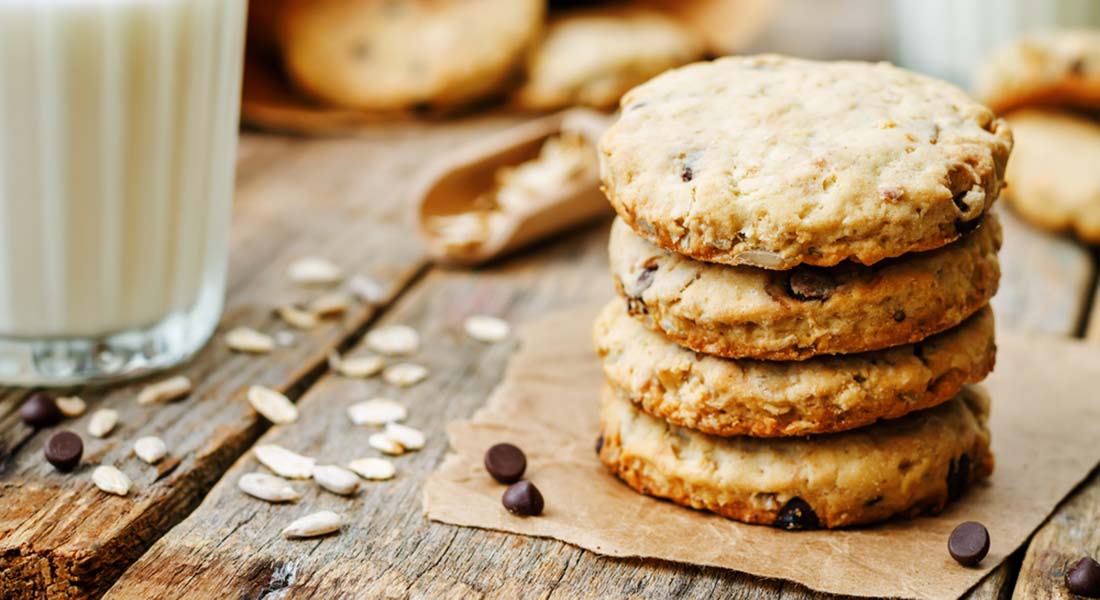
[0,0,247,383]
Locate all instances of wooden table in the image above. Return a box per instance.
[1,119,1097,600]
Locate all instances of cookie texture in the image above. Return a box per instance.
[975,30,1100,114]
[279,0,544,111]
[597,384,994,529]
[609,215,1001,360]
[595,299,996,437]
[1002,109,1100,242]
[599,55,1013,269]
[513,8,703,110]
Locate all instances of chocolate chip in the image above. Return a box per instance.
[484,443,526,484]
[947,454,971,501]
[1066,557,1100,597]
[952,191,970,213]
[852,374,867,384]
[44,430,83,472]
[502,480,544,516]
[773,497,819,530]
[948,521,990,566]
[636,264,658,291]
[19,393,63,428]
[787,268,835,301]
[893,309,906,322]
[594,435,604,455]
[681,166,693,182]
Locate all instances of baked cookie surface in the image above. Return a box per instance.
[609,215,1001,360]
[1003,109,1100,242]
[595,299,996,437]
[975,30,1100,114]
[599,55,1013,269]
[513,8,703,110]
[597,384,994,529]
[279,0,544,111]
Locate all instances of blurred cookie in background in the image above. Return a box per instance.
[975,30,1100,115]
[278,0,545,112]
[1002,109,1100,242]
[513,8,704,110]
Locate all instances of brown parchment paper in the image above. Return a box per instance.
[424,304,1100,600]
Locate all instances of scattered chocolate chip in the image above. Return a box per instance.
[44,430,83,472]
[947,454,971,501]
[19,393,63,428]
[484,443,526,484]
[502,480,544,516]
[787,268,835,301]
[893,309,906,322]
[594,435,604,455]
[681,166,693,182]
[948,521,990,566]
[773,497,819,530]
[1066,557,1100,597]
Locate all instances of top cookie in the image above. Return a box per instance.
[600,55,1013,269]
[280,0,544,112]
[975,30,1100,114]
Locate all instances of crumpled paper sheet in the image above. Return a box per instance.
[424,305,1100,600]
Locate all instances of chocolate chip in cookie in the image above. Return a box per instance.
[774,497,820,530]
[787,268,835,301]
[947,454,971,501]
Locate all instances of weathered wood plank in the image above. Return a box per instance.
[109,214,1019,600]
[0,117,520,599]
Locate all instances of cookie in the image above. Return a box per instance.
[975,30,1100,114]
[599,55,1013,269]
[1002,109,1100,242]
[597,384,994,529]
[279,0,544,112]
[513,8,703,110]
[609,215,1001,360]
[595,298,996,437]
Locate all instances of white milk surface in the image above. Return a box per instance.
[0,0,247,338]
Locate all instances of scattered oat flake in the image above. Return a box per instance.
[347,275,385,304]
[56,396,87,417]
[347,398,406,426]
[226,327,275,354]
[282,510,342,539]
[368,432,405,455]
[312,464,360,496]
[248,385,298,425]
[330,352,384,379]
[308,292,351,318]
[288,257,343,285]
[464,315,510,343]
[366,325,419,356]
[383,363,429,387]
[384,422,425,450]
[348,457,396,481]
[276,305,319,330]
[138,375,192,405]
[238,472,301,503]
[254,444,315,479]
[134,436,168,464]
[88,408,119,438]
[92,465,131,496]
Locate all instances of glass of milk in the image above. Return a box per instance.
[0,0,248,385]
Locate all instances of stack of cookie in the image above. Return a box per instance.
[593,55,1014,529]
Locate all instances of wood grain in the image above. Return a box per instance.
[0,117,520,599]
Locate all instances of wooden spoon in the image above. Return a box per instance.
[416,108,614,267]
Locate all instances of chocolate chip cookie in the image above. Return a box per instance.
[597,384,994,529]
[609,215,1001,360]
[975,30,1100,114]
[595,298,995,437]
[279,0,544,112]
[1002,109,1100,242]
[513,8,703,110]
[599,55,1013,269]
